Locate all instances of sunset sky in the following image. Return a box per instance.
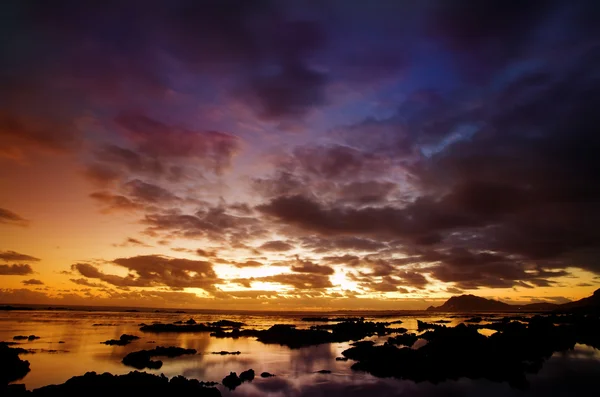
[1,0,600,310]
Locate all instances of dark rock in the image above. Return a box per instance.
[140,323,221,333]
[101,334,140,346]
[239,369,254,382]
[417,320,445,331]
[22,371,220,396]
[122,346,196,370]
[434,320,451,324]
[221,372,242,390]
[260,372,275,378]
[185,318,196,325]
[335,357,349,361]
[13,335,40,341]
[211,320,398,349]
[58,341,65,344]
[387,333,419,347]
[208,320,245,328]
[222,369,254,390]
[0,343,30,385]
[341,315,600,389]
[316,370,331,374]
[211,351,240,355]
[465,317,483,323]
[301,317,363,322]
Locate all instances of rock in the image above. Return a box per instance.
[465,317,483,323]
[211,320,397,349]
[387,333,419,347]
[122,346,196,370]
[239,369,254,382]
[185,318,197,325]
[416,320,445,331]
[0,343,31,385]
[340,316,600,389]
[101,334,140,346]
[208,320,245,328]
[221,372,242,390]
[260,372,275,378]
[140,323,221,333]
[13,335,40,341]
[222,369,254,390]
[335,357,349,361]
[23,371,220,396]
[316,370,331,374]
[211,351,240,355]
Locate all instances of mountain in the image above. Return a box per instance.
[427,295,512,312]
[557,288,600,312]
[428,288,600,312]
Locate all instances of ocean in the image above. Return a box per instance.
[2,308,599,396]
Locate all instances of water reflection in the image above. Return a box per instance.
[2,310,600,397]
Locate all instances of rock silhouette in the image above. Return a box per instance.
[0,343,30,385]
[427,288,600,312]
[122,346,196,369]
[387,333,419,347]
[13,336,40,341]
[208,320,245,328]
[2,371,220,396]
[140,323,222,333]
[222,369,254,390]
[342,313,600,389]
[260,372,275,378]
[101,334,140,346]
[211,320,399,348]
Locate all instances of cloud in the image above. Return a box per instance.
[291,258,334,275]
[89,191,146,212]
[235,272,333,290]
[0,264,34,276]
[72,255,220,292]
[0,250,40,262]
[114,237,151,248]
[21,279,44,285]
[70,278,106,288]
[115,112,240,173]
[123,179,180,204]
[259,240,294,252]
[0,208,29,227]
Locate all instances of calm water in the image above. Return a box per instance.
[2,309,600,396]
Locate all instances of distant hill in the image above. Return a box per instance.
[557,288,600,312]
[427,288,600,312]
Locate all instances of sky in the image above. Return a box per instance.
[1,0,600,310]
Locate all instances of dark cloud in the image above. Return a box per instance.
[21,278,44,285]
[124,179,179,204]
[322,254,360,266]
[259,240,295,252]
[236,273,333,290]
[0,264,34,276]
[232,260,264,268]
[0,250,40,262]
[70,278,105,288]
[291,258,334,275]
[114,237,151,248]
[0,208,29,227]
[89,191,145,212]
[143,206,262,241]
[72,255,220,292]
[115,112,239,173]
[302,236,387,253]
